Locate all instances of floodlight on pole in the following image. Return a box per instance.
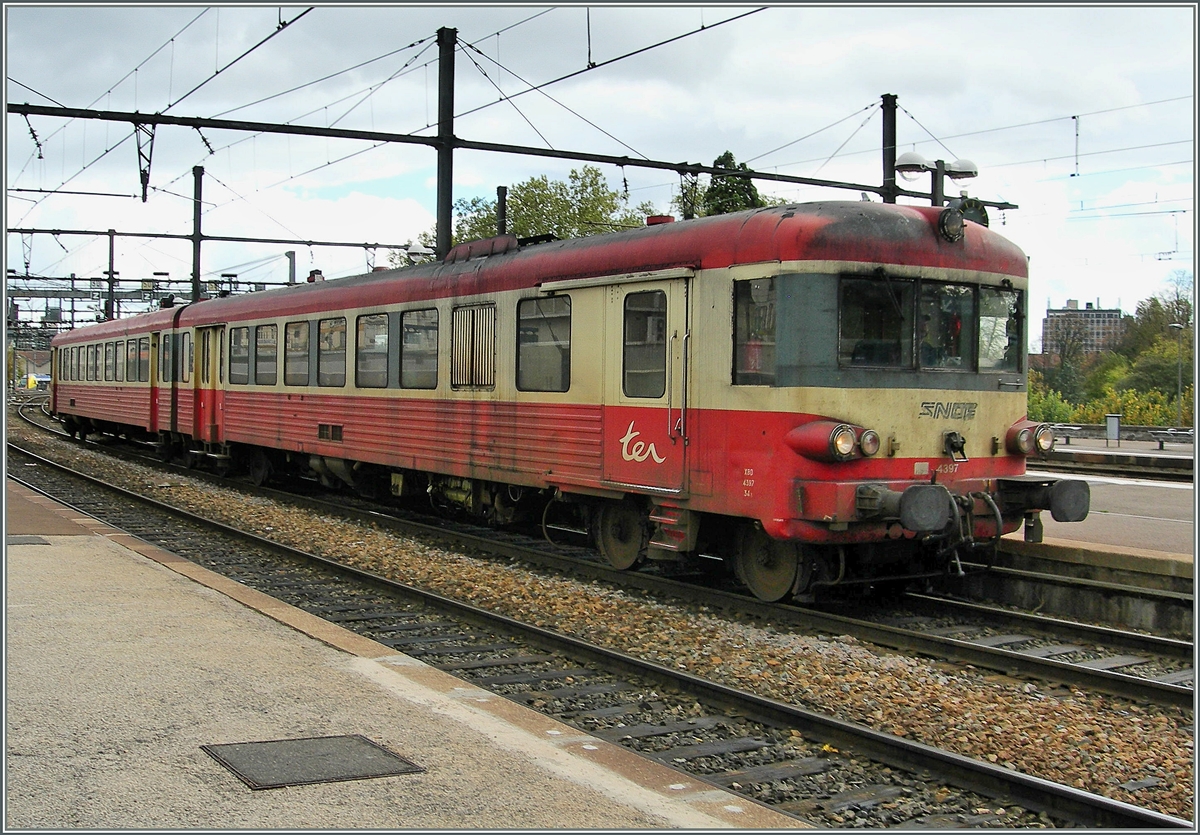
[893,152,977,206]
[405,243,435,263]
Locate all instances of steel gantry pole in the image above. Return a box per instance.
[436,27,457,260]
[881,93,897,204]
[105,229,116,320]
[192,166,203,302]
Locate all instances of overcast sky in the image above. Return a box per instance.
[5,3,1195,347]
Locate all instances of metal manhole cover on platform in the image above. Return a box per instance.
[7,536,50,545]
[201,734,424,790]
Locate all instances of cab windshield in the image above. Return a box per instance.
[839,277,1022,372]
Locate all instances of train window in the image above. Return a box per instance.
[126,341,139,382]
[105,343,115,381]
[355,314,388,388]
[161,335,172,383]
[839,277,913,367]
[256,324,278,386]
[517,296,570,392]
[623,291,667,397]
[979,287,1023,372]
[318,317,347,387]
[86,345,96,381]
[285,321,310,386]
[229,327,250,385]
[733,279,776,385]
[180,332,192,383]
[138,337,150,382]
[451,305,495,389]
[400,309,438,389]
[115,341,124,382]
[200,332,210,385]
[919,282,976,371]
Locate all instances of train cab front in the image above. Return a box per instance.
[761,415,1090,602]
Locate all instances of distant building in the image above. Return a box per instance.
[1041,299,1126,357]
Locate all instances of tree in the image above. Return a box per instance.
[702,151,766,216]
[1118,332,1193,394]
[1080,351,1130,401]
[443,166,656,246]
[1027,369,1075,422]
[670,151,787,219]
[1161,268,1194,329]
[1116,270,1194,358]
[1040,313,1090,401]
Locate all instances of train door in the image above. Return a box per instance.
[602,276,690,494]
[148,332,160,432]
[49,346,59,412]
[194,325,225,443]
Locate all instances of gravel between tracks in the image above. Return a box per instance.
[9,423,1194,822]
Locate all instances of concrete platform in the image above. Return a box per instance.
[4,479,808,830]
[1042,435,1194,477]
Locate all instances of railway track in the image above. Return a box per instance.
[11,400,1194,709]
[6,451,1190,829]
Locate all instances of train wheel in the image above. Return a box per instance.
[156,438,177,463]
[595,501,647,570]
[735,526,800,602]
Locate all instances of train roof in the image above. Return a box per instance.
[53,201,1027,344]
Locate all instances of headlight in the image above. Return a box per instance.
[1035,423,1055,454]
[1013,427,1035,454]
[859,429,881,456]
[830,424,858,459]
[938,207,965,242]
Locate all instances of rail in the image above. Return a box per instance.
[6,459,1193,829]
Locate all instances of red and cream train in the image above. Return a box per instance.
[50,201,1089,601]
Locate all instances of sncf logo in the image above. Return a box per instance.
[620,421,666,464]
[919,401,978,420]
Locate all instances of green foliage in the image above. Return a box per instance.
[1034,270,1194,426]
[670,151,787,219]
[1027,370,1075,422]
[1081,352,1130,401]
[1029,366,1195,427]
[1118,332,1193,394]
[1070,386,1193,427]
[1117,296,1171,358]
[1116,270,1194,358]
[443,166,656,246]
[702,151,766,216]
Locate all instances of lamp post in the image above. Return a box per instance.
[894,152,978,206]
[1169,323,1184,428]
